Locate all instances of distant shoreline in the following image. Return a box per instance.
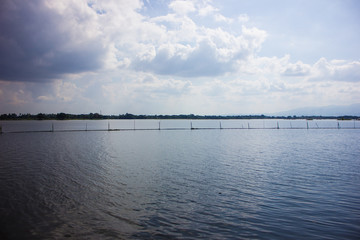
[1,113,359,121]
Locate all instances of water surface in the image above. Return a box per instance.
[0,120,359,239]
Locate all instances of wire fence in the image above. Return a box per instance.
[1,119,359,134]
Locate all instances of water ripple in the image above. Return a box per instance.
[1,126,360,239]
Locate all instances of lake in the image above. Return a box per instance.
[0,120,359,239]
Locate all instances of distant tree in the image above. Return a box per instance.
[88,113,102,119]
[56,112,67,120]
[36,113,46,120]
[93,113,102,119]
[0,113,17,120]
[9,113,17,120]
[124,113,135,119]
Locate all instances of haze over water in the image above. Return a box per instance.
[1,120,360,239]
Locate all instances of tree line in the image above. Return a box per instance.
[0,112,358,121]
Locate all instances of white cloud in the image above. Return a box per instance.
[214,13,233,23]
[238,14,249,23]
[198,4,217,16]
[311,58,360,82]
[132,21,267,77]
[241,26,267,52]
[282,61,311,77]
[54,80,82,102]
[169,0,196,15]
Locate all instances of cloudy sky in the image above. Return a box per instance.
[0,0,359,115]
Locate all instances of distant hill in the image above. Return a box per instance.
[272,103,360,117]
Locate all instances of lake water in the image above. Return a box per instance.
[0,120,359,239]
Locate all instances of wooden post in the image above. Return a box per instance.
[307,121,309,129]
[277,122,279,129]
[220,121,222,129]
[248,122,250,129]
[159,121,161,130]
[108,122,110,131]
[191,121,193,130]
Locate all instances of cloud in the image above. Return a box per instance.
[133,2,266,78]
[37,95,54,102]
[214,13,233,23]
[282,61,311,76]
[0,0,359,115]
[237,55,360,83]
[0,0,108,82]
[0,81,32,109]
[133,40,229,77]
[132,23,267,77]
[54,80,82,102]
[311,58,360,82]
[169,0,196,15]
[0,0,268,81]
[197,3,217,17]
[238,14,249,23]
[102,73,192,103]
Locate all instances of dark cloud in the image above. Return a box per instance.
[0,0,105,82]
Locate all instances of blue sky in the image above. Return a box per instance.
[0,0,359,115]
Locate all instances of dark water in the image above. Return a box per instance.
[1,120,360,239]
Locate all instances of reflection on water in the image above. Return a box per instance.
[0,120,360,239]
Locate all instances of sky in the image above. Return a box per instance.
[0,0,360,115]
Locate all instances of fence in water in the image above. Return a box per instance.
[0,119,359,134]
